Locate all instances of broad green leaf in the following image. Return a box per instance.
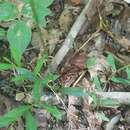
[42,73,59,86]
[43,0,54,7]
[89,92,98,104]
[111,76,130,85]
[33,80,41,102]
[11,75,25,84]
[0,105,30,128]
[22,3,32,18]
[98,98,120,107]
[126,67,130,80]
[107,53,116,71]
[92,75,102,91]
[34,53,48,74]
[61,87,87,97]
[25,111,37,130]
[16,67,37,81]
[90,92,120,107]
[0,2,18,21]
[86,57,96,69]
[23,0,54,26]
[44,104,61,120]
[7,21,31,65]
[12,75,25,82]
[0,63,13,71]
[96,112,109,122]
[0,28,6,40]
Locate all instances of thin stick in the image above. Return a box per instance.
[47,85,68,112]
[78,30,99,51]
[73,71,86,87]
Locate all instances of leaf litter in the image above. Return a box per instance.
[2,0,130,129]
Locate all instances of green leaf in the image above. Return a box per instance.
[3,57,13,64]
[22,3,32,18]
[0,105,30,128]
[0,63,13,71]
[34,53,48,75]
[23,0,54,26]
[110,76,130,85]
[12,75,25,82]
[25,111,37,130]
[0,2,18,21]
[42,73,59,86]
[90,92,120,107]
[61,87,87,97]
[126,67,130,80]
[7,21,31,65]
[43,0,54,7]
[107,53,116,71]
[16,67,37,81]
[98,98,120,107]
[86,57,96,69]
[96,112,109,122]
[11,75,25,84]
[44,104,61,120]
[0,28,6,40]
[33,80,41,102]
[89,92,98,104]
[92,75,102,91]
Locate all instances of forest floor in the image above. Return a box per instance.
[2,0,130,130]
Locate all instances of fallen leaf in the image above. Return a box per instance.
[69,52,86,70]
[60,52,85,86]
[70,0,81,6]
[60,67,79,86]
[59,9,73,32]
[16,92,25,101]
[117,37,130,51]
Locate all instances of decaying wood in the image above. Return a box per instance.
[96,92,130,104]
[48,0,104,73]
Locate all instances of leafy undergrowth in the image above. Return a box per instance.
[1,0,130,130]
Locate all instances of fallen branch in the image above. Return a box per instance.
[96,92,130,104]
[48,0,103,73]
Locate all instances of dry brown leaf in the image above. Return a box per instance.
[69,52,86,70]
[59,9,73,32]
[34,109,49,129]
[15,92,25,101]
[70,0,81,6]
[31,29,61,54]
[60,52,85,86]
[117,37,130,51]
[60,67,79,86]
